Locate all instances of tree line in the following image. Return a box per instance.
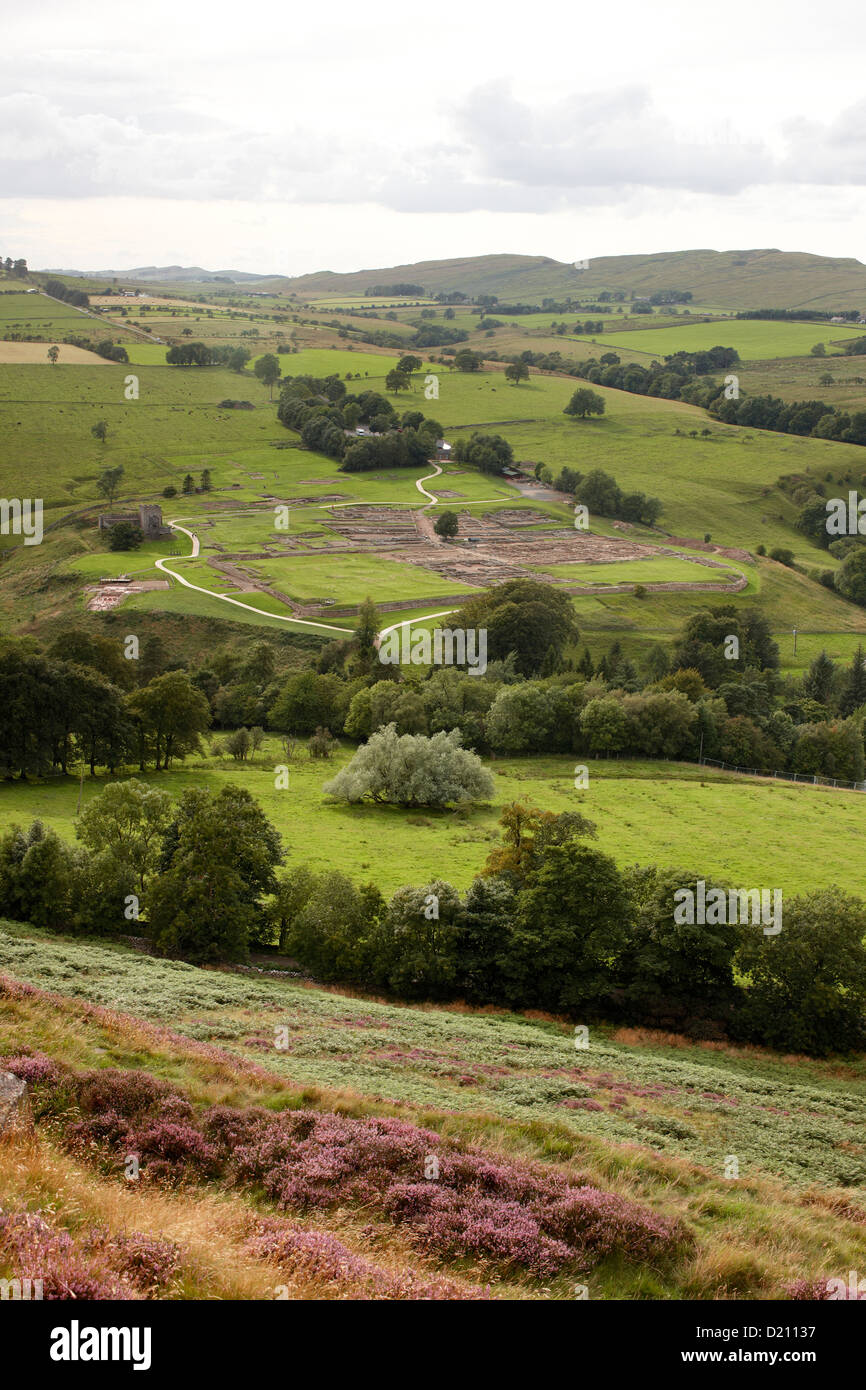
[44,278,90,308]
[2,787,863,1057]
[4,588,866,789]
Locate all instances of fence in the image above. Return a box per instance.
[570,750,866,793]
[697,756,866,793]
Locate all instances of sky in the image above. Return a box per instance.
[3,0,866,276]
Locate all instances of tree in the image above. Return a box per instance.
[353,596,381,675]
[96,465,124,508]
[451,432,513,475]
[254,353,281,399]
[483,801,597,883]
[268,671,347,736]
[243,641,276,686]
[802,650,836,705]
[485,683,578,754]
[308,726,338,758]
[564,387,606,419]
[149,787,282,962]
[107,521,143,551]
[47,345,59,364]
[836,549,866,607]
[454,875,515,1003]
[323,724,494,807]
[504,361,529,385]
[91,420,108,444]
[579,695,629,753]
[371,880,461,999]
[504,842,632,1014]
[268,865,317,953]
[575,468,621,517]
[452,578,579,676]
[126,671,211,771]
[434,510,459,539]
[810,342,826,356]
[182,473,195,494]
[454,349,482,372]
[621,865,741,1030]
[396,354,422,377]
[200,469,212,491]
[839,644,866,715]
[227,347,250,372]
[734,890,866,1055]
[283,870,374,981]
[75,779,172,896]
[226,726,252,761]
[385,368,410,392]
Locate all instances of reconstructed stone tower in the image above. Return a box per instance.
[98,503,170,538]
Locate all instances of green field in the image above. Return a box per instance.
[601,318,866,361]
[1,747,863,897]
[535,556,743,586]
[242,552,480,605]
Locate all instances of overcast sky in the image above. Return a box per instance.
[3,0,866,275]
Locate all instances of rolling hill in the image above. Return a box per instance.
[40,248,866,308]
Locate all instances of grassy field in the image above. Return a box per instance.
[1,747,863,897]
[535,556,742,585]
[242,552,481,605]
[599,319,866,361]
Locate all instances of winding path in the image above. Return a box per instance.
[153,461,463,639]
[415,460,443,506]
[155,523,354,635]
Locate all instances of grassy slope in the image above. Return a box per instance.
[283,249,866,309]
[1,922,864,1299]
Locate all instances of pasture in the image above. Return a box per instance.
[0,747,863,898]
[600,318,866,361]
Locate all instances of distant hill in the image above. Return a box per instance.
[286,249,866,310]
[41,265,286,285]
[39,249,866,309]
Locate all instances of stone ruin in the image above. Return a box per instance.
[98,503,170,538]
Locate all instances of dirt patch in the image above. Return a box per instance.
[86,579,169,611]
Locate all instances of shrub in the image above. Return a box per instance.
[324,724,494,807]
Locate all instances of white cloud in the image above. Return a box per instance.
[4,0,866,267]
